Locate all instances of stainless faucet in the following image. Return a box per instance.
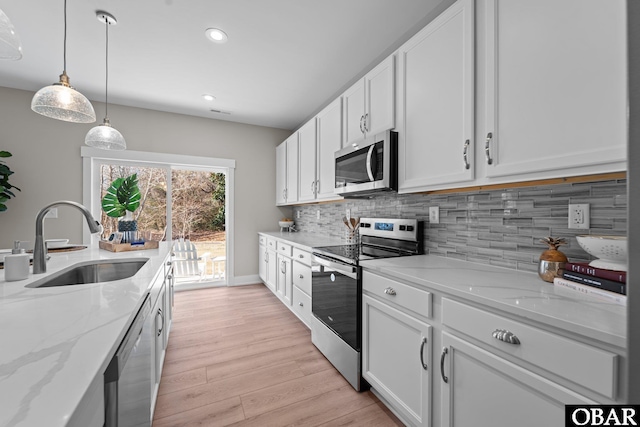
[33,201,103,274]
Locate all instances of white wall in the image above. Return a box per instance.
[0,86,292,277]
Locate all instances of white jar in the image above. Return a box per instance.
[5,241,29,282]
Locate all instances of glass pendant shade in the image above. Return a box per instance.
[85,118,126,150]
[0,8,22,60]
[31,72,97,123]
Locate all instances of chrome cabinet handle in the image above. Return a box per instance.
[440,347,449,383]
[492,329,521,345]
[298,254,304,259]
[363,113,369,133]
[280,260,286,274]
[420,337,428,370]
[299,302,304,307]
[157,308,164,337]
[359,115,365,133]
[463,139,470,170]
[383,287,396,296]
[315,180,319,194]
[299,274,304,279]
[485,132,493,165]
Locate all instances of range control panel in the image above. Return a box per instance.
[358,218,419,242]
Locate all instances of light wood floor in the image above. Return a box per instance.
[152,284,404,427]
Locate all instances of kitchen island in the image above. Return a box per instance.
[0,242,171,427]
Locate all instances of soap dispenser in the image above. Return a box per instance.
[4,241,30,281]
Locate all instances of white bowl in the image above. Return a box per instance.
[279,221,294,228]
[576,235,627,271]
[45,239,69,249]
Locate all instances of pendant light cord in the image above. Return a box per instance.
[63,0,67,73]
[105,18,109,119]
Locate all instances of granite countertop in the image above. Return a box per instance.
[360,255,626,348]
[0,242,171,427]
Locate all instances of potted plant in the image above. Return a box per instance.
[102,174,141,243]
[0,151,20,212]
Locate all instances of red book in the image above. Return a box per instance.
[564,262,626,284]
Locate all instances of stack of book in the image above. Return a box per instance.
[553,262,627,306]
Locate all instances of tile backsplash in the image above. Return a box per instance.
[292,179,627,273]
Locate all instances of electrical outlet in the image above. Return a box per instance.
[296,210,301,219]
[316,210,321,220]
[45,208,58,219]
[429,206,440,224]
[346,209,351,220]
[568,203,590,229]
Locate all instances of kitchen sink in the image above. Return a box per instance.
[27,258,149,288]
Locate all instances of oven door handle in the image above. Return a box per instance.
[312,254,358,280]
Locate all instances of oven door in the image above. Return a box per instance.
[311,253,361,351]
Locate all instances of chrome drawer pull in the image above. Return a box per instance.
[299,254,304,259]
[299,302,304,307]
[420,337,428,371]
[299,274,304,279]
[492,329,521,345]
[383,287,396,296]
[440,347,449,383]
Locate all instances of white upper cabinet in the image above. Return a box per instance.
[298,119,318,202]
[397,0,475,193]
[343,55,395,146]
[275,134,298,206]
[482,0,627,180]
[315,98,343,201]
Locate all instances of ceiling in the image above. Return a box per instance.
[0,0,449,131]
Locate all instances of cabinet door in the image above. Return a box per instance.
[298,119,318,202]
[286,134,299,203]
[484,0,626,179]
[315,97,343,201]
[266,248,277,293]
[343,80,366,146]
[275,141,287,205]
[440,332,595,427]
[277,254,293,306]
[258,243,267,283]
[365,55,395,137]
[398,0,474,192]
[362,294,431,427]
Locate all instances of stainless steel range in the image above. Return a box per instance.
[311,217,422,390]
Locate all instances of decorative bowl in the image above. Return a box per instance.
[575,235,627,271]
[279,220,294,228]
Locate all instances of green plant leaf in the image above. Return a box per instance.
[101,174,141,217]
[0,151,11,158]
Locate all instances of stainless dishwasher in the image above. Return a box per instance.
[104,294,153,427]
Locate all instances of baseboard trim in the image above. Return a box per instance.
[230,274,261,286]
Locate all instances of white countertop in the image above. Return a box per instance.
[360,255,626,348]
[0,243,171,427]
[259,231,344,250]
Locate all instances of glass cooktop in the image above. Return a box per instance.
[313,243,413,265]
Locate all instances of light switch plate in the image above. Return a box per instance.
[316,210,320,220]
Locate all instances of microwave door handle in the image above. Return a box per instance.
[366,145,376,181]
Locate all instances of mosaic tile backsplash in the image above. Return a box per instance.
[292,179,628,273]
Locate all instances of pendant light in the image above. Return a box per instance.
[31,0,96,123]
[85,11,126,150]
[0,8,22,60]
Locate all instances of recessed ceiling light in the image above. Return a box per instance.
[202,94,216,102]
[205,28,228,43]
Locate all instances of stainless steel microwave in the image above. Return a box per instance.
[334,130,397,197]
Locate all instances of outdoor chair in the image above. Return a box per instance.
[172,238,210,281]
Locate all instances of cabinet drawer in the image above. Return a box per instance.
[259,235,266,246]
[277,242,292,256]
[442,298,618,399]
[362,271,431,319]
[292,247,312,266]
[292,261,311,295]
[292,286,311,327]
[266,238,277,250]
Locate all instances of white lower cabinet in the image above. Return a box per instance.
[363,294,432,427]
[440,332,594,427]
[258,235,313,328]
[277,253,293,306]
